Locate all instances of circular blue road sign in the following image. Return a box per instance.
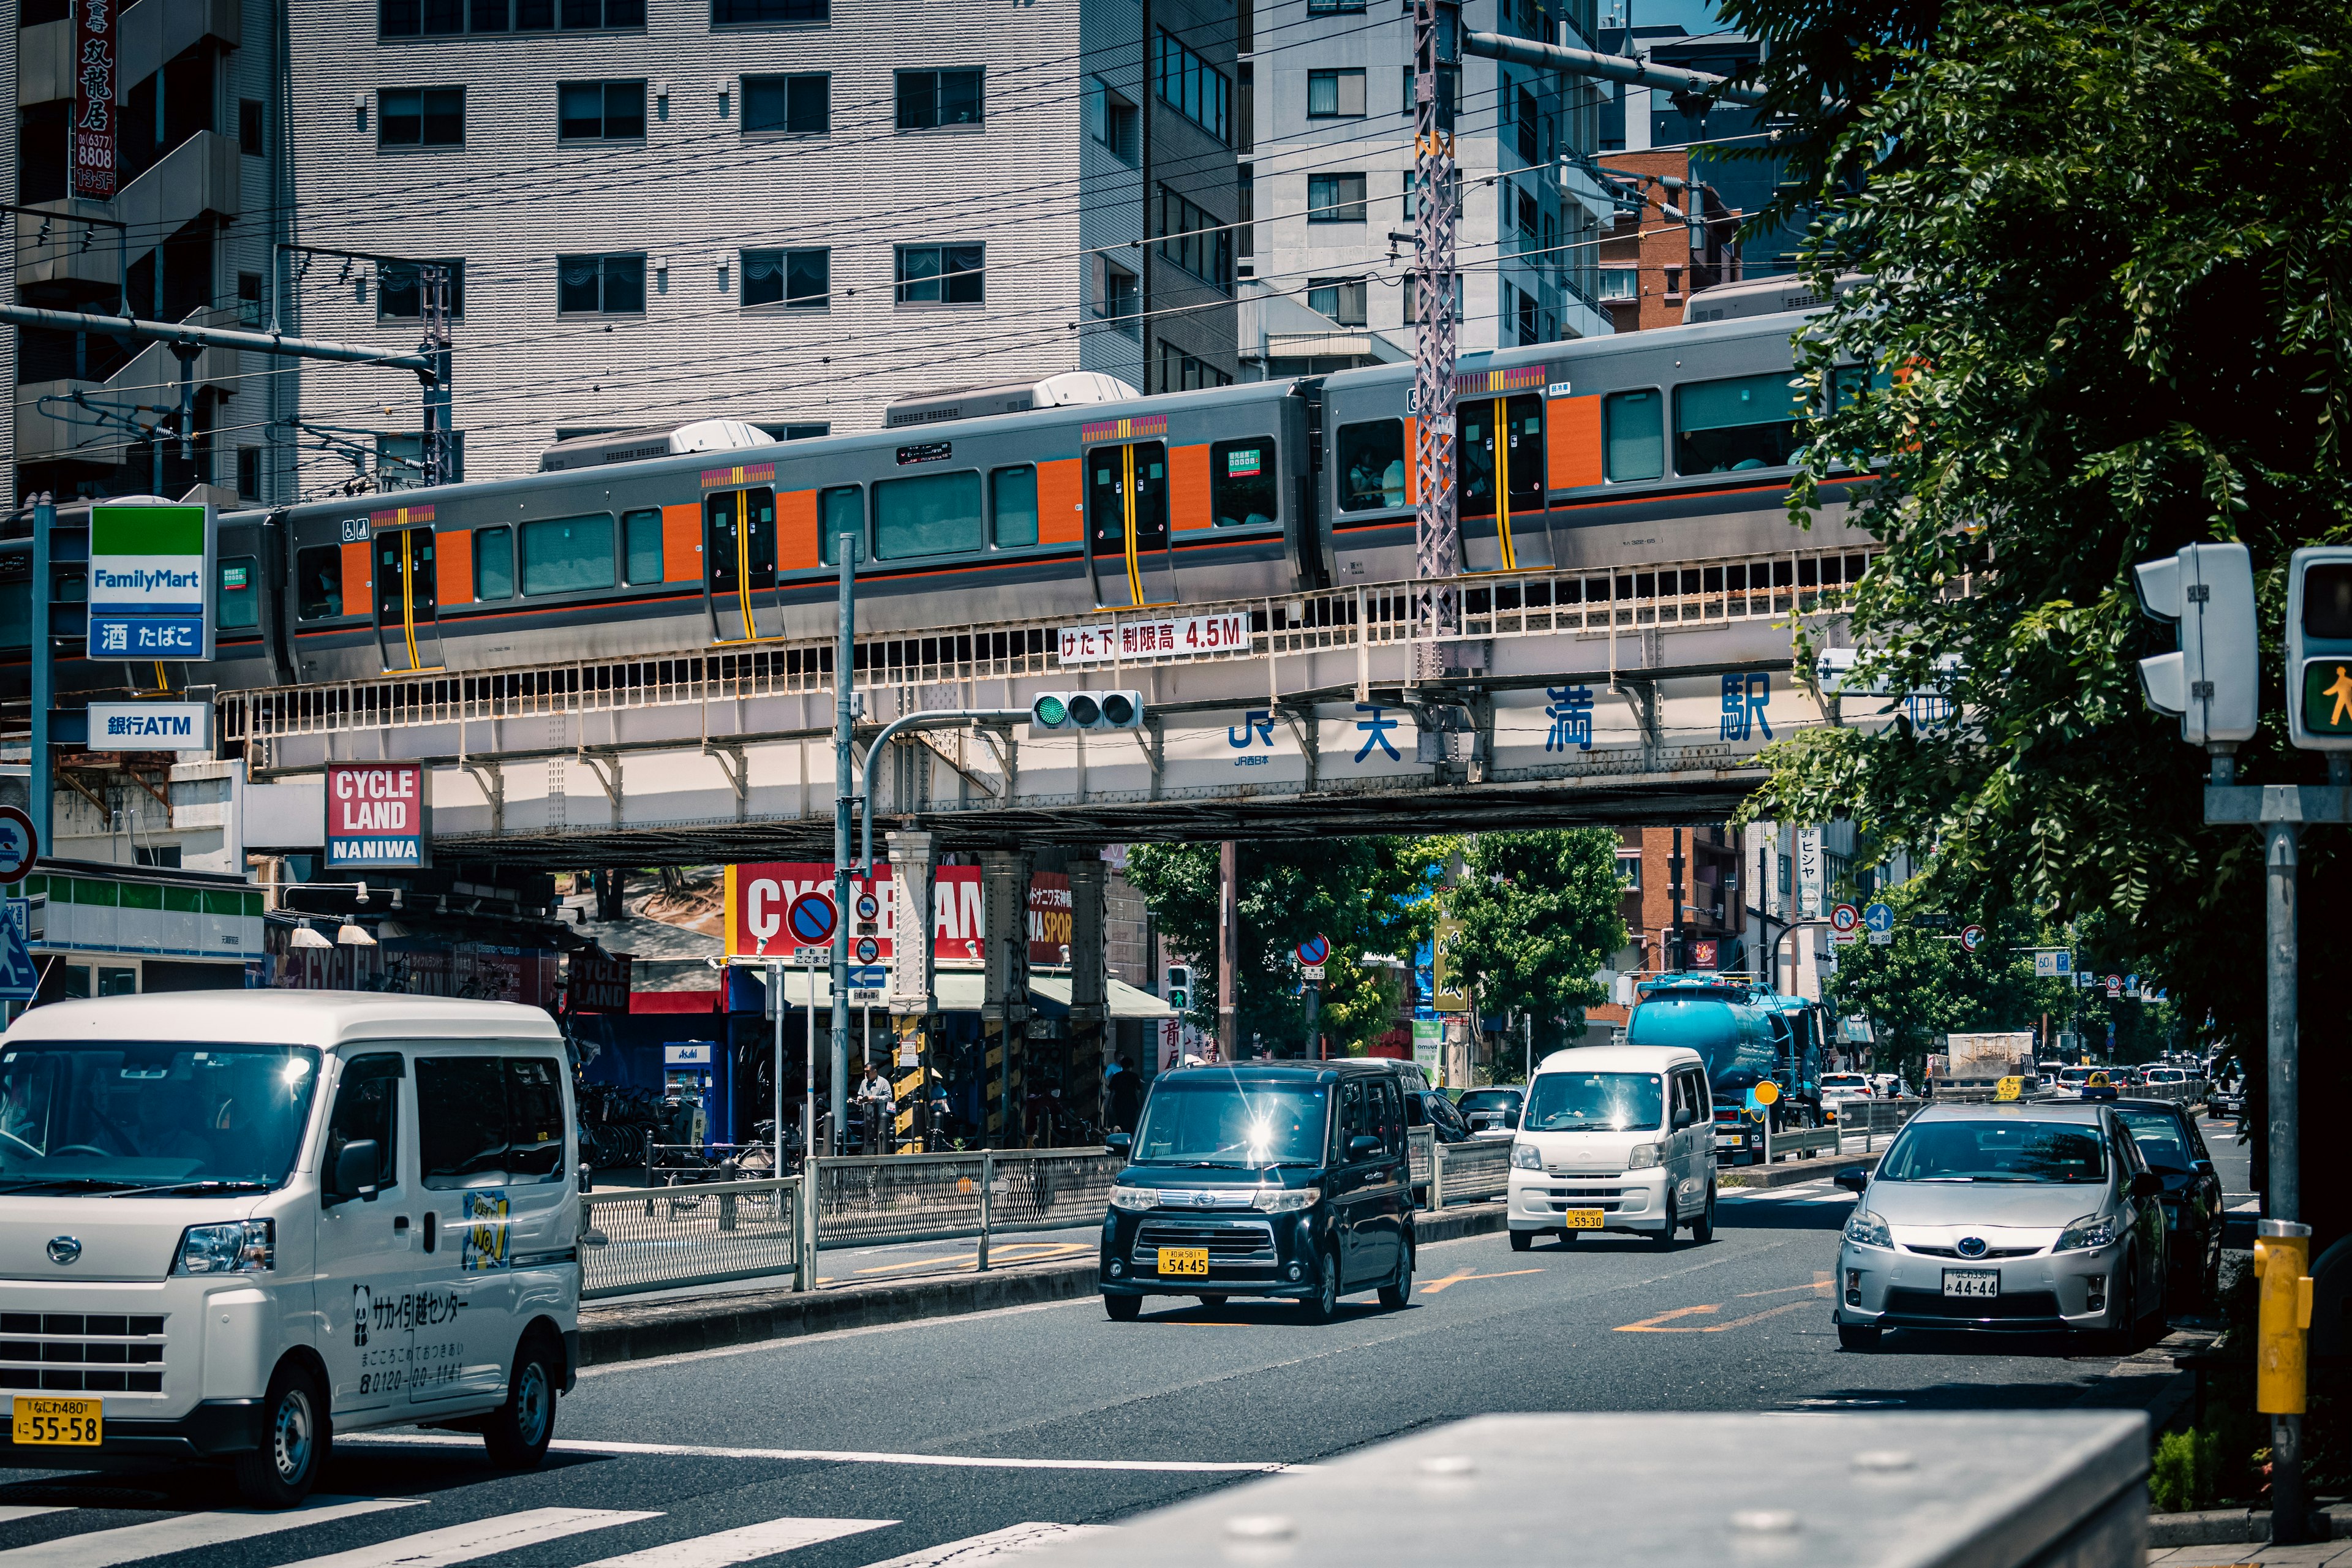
[856,937,880,963]
[1297,933,1330,967]
[1863,902,1894,933]
[787,891,837,946]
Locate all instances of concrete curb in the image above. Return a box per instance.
[578,1202,1515,1367]
[2146,1509,2344,1547]
[1719,1151,1882,1189]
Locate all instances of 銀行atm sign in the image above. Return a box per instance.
[325,763,431,869]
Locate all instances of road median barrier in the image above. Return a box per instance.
[1717,1152,1880,1189]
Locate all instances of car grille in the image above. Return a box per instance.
[1545,1186,1626,1212]
[1885,1289,2061,1322]
[1904,1245,2042,1259]
[1133,1220,1278,1268]
[0,1313,167,1393]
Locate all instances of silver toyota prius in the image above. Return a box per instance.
[1831,1102,2168,1349]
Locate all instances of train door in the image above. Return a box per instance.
[705,486,778,642]
[1458,393,1552,571]
[1086,442,1174,609]
[373,526,442,672]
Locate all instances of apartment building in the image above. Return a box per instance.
[11,0,280,505]
[1594,146,1740,332]
[1240,0,1616,378]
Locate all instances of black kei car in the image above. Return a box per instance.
[2109,1098,2226,1311]
[1099,1060,1417,1322]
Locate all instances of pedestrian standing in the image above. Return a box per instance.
[1107,1054,1143,1133]
[856,1061,893,1155]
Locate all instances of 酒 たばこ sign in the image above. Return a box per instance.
[88,503,213,660]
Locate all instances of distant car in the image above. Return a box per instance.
[1404,1088,1474,1144]
[2109,1098,2225,1311]
[1457,1087,1525,1138]
[2206,1081,2244,1117]
[1819,1072,1874,1126]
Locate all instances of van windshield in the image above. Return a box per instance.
[0,1042,322,1193]
[1134,1075,1329,1166]
[1523,1072,1664,1133]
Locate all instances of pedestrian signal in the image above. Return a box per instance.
[2288,548,2352,751]
[2132,541,2258,747]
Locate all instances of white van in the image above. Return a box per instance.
[1506,1045,1715,1250]
[0,993,580,1506]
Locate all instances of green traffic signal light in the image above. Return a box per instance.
[1033,695,1067,728]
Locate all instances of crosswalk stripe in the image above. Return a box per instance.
[0,1512,67,1526]
[859,1524,1112,1567]
[579,1518,897,1568]
[273,1509,663,1568]
[347,1434,1297,1474]
[0,1496,421,1568]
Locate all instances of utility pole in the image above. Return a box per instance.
[29,496,53,854]
[1411,0,1461,674]
[830,532,859,1152]
[1218,840,1238,1062]
[1667,828,1686,973]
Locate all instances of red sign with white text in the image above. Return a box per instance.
[324,763,429,869]
[725,864,1069,966]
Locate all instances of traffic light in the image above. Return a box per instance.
[1030,690,1144,734]
[2132,541,2258,747]
[1165,963,1191,1011]
[2288,547,2352,751]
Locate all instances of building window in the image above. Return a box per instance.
[1099,260,1140,334]
[1237,167,1253,258]
[1091,78,1139,164]
[1158,345,1233,393]
[1604,388,1663,482]
[1156,185,1234,293]
[1618,852,1642,889]
[238,99,263,156]
[234,450,262,502]
[236,271,263,327]
[379,87,464,148]
[1306,173,1367,224]
[896,69,983,130]
[712,0,826,22]
[1518,187,1539,248]
[1598,270,1635,303]
[1306,276,1367,326]
[382,0,644,34]
[378,259,466,320]
[559,80,645,141]
[895,244,984,305]
[744,74,828,135]
[1515,285,1538,345]
[1306,69,1366,118]
[1154,29,1229,143]
[742,248,829,308]
[557,254,646,315]
[1517,82,1540,164]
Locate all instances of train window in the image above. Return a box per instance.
[217,557,259,629]
[876,470,983,560]
[1210,438,1277,527]
[474,527,514,599]
[818,487,864,565]
[296,545,344,620]
[1604,390,1663,482]
[622,509,664,584]
[1335,420,1405,511]
[1832,364,1894,407]
[519,513,616,596]
[991,466,1038,548]
[1674,372,1804,474]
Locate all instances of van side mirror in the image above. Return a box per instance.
[1105,1132,1132,1155]
[329,1139,380,1205]
[1349,1134,1384,1161]
[1672,1107,1695,1130]
[1834,1167,1870,1194]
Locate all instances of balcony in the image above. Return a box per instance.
[16,307,246,468]
[16,133,241,298]
[18,0,239,102]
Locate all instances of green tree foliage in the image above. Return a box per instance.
[1822,891,2074,1079]
[1439,830,1628,1054]
[1717,0,2352,1228]
[1122,840,1445,1054]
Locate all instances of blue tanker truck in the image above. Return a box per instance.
[1626,973,1830,1165]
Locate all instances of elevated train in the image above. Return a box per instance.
[13,280,1875,699]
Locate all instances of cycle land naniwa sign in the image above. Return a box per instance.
[89,503,214,660]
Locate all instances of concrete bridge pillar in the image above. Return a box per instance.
[1066,852,1107,1137]
[887,829,937,1152]
[980,848,1033,1147]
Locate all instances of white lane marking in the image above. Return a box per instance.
[579,1518,896,1568]
[859,1524,1112,1567]
[0,1513,67,1526]
[344,1434,1303,1475]
[274,1509,662,1568]
[577,1298,1092,1380]
[0,1496,422,1568]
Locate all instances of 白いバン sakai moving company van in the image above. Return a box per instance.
[0,993,581,1505]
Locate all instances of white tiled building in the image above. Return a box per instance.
[1238,0,1615,377]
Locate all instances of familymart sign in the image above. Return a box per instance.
[88,503,214,660]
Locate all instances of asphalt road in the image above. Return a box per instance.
[0,1166,2198,1568]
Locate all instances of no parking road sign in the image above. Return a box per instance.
[786,891,837,948]
[1296,933,1330,967]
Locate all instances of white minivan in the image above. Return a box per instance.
[1506,1045,1716,1250]
[0,992,580,1506]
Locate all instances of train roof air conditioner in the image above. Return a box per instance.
[537,419,778,473]
[882,371,1139,430]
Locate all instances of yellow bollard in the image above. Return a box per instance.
[2255,1219,2314,1415]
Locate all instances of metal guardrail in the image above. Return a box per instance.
[815,1147,1121,1250]
[581,1175,801,1300]
[1431,1138,1513,1207]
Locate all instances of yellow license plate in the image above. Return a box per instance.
[1562,1210,1605,1229]
[12,1396,100,1447]
[1156,1247,1210,1276]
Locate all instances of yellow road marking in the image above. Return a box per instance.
[1618,1289,1826,1333]
[1419,1268,1544,1295]
[1616,1303,1722,1332]
[1736,1273,1836,1300]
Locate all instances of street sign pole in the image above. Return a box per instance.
[29,497,51,854]
[831,533,858,1156]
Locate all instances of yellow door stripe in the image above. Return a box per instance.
[1493,398,1519,571]
[736,491,755,638]
[1121,447,1144,606]
[399,532,421,670]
